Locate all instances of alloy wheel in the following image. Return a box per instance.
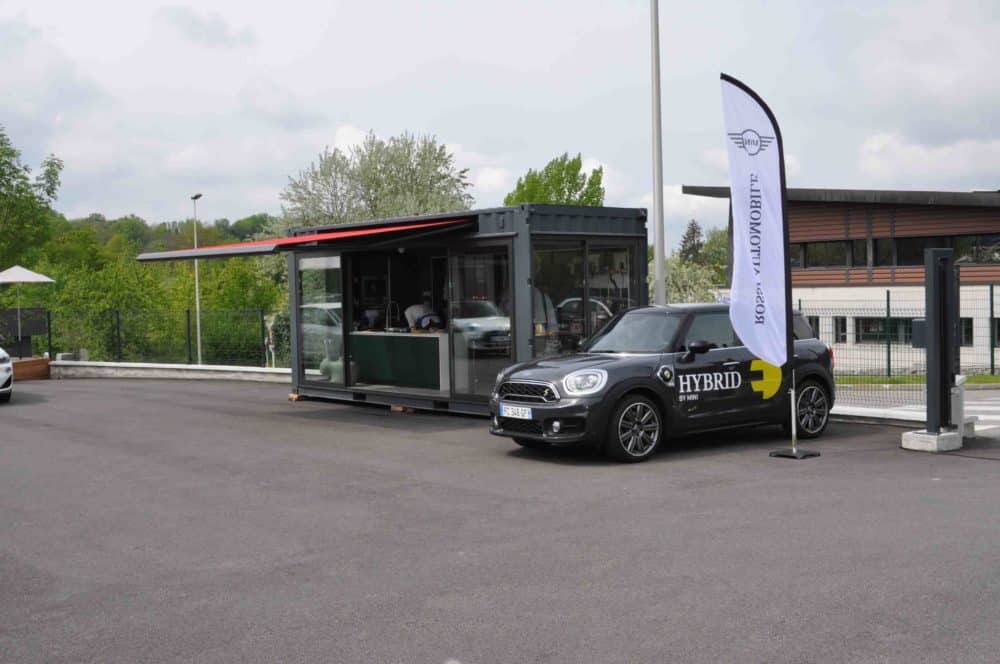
[617,402,660,457]
[797,385,829,435]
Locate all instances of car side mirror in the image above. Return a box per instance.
[681,339,712,362]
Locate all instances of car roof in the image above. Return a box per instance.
[632,303,804,315]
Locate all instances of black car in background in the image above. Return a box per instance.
[490,304,834,462]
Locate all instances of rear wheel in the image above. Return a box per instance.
[605,395,662,462]
[0,392,10,404]
[787,379,830,439]
[513,437,548,450]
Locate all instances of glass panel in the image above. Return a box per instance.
[976,234,1000,263]
[789,244,804,268]
[683,312,739,349]
[961,318,973,346]
[834,317,847,343]
[804,241,849,268]
[587,311,681,353]
[953,236,978,263]
[874,239,893,266]
[586,244,635,338]
[451,251,511,398]
[298,254,344,385]
[896,237,947,266]
[533,242,585,357]
[851,239,867,267]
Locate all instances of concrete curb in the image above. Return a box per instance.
[50,361,291,384]
[831,404,924,428]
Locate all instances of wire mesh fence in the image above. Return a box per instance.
[10,309,294,368]
[799,285,998,410]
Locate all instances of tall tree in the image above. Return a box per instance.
[279,131,472,228]
[677,219,704,263]
[699,227,729,285]
[503,153,604,206]
[0,125,63,267]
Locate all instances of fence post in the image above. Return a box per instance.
[259,309,267,368]
[885,290,891,378]
[990,284,997,376]
[114,310,123,362]
[47,310,53,359]
[186,309,193,364]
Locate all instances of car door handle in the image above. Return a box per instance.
[722,360,740,366]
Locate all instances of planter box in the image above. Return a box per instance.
[13,357,50,381]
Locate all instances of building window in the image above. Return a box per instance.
[833,316,847,343]
[896,237,949,266]
[851,239,867,267]
[804,241,849,268]
[960,318,973,347]
[854,317,913,344]
[789,243,804,268]
[972,234,1000,264]
[807,316,820,339]
[874,239,893,266]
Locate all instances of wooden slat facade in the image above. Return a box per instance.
[789,201,1000,286]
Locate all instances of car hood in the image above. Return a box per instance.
[505,352,661,383]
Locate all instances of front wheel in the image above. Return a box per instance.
[0,392,10,404]
[605,395,663,462]
[787,379,830,439]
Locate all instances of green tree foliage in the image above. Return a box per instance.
[700,227,729,285]
[280,131,472,228]
[678,220,704,263]
[0,125,64,267]
[648,255,718,304]
[503,153,604,207]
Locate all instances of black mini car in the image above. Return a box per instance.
[490,304,834,462]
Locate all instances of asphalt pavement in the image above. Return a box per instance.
[2,379,999,663]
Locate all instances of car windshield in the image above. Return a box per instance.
[458,301,501,318]
[585,311,681,353]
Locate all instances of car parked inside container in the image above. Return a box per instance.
[490,304,833,462]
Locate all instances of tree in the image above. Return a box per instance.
[279,131,472,228]
[0,125,63,267]
[678,219,704,263]
[700,227,729,285]
[649,254,718,304]
[503,153,604,206]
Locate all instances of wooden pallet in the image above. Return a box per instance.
[12,357,50,381]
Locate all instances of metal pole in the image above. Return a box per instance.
[789,371,797,454]
[259,308,267,367]
[885,289,891,378]
[192,195,203,365]
[990,284,995,376]
[16,282,22,358]
[186,309,193,364]
[47,310,53,359]
[115,310,122,362]
[649,0,666,305]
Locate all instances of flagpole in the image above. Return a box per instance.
[16,282,22,359]
[650,0,666,305]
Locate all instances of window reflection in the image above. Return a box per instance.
[299,255,344,385]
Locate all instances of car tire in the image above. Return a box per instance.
[0,392,10,404]
[785,379,830,439]
[513,437,548,450]
[605,394,663,463]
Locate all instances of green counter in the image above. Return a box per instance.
[350,332,449,391]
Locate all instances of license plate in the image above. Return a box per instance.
[500,404,532,420]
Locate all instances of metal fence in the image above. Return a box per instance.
[0,309,292,368]
[799,285,998,410]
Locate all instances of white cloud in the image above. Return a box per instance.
[333,125,368,152]
[471,167,513,198]
[157,6,255,48]
[636,185,730,249]
[859,132,1000,184]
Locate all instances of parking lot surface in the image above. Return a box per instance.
[2,379,999,663]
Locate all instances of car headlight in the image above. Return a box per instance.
[0,351,9,364]
[562,369,608,396]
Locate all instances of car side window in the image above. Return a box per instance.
[684,312,739,350]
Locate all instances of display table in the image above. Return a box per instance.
[350,332,449,391]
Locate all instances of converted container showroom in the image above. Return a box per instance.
[140,204,648,414]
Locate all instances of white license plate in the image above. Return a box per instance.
[500,404,533,420]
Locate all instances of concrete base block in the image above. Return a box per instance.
[901,429,962,453]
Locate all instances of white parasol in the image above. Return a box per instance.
[0,265,55,357]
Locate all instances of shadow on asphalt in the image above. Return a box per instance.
[5,390,48,405]
[503,421,888,466]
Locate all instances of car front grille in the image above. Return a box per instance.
[498,381,559,403]
[499,417,544,435]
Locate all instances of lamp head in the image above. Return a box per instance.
[191,193,202,201]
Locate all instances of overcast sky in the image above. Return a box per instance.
[2,0,998,246]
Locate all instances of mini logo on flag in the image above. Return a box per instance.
[728,129,774,156]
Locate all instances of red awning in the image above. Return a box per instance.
[137,218,472,262]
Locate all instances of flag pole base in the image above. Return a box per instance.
[769,448,820,459]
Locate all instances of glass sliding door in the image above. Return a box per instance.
[298,254,345,385]
[450,249,512,399]
[586,243,637,335]
[533,242,585,357]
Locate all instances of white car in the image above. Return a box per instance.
[0,346,12,403]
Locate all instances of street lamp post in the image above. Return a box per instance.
[191,193,203,365]
[650,0,666,305]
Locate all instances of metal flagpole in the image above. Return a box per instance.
[650,0,666,305]
[192,193,203,365]
[16,282,22,359]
